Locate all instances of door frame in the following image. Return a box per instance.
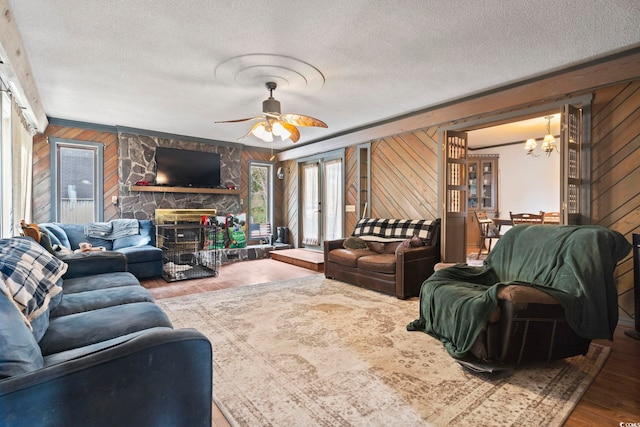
[297,149,345,250]
[439,94,592,262]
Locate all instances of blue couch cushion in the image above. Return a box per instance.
[62,271,140,294]
[29,278,64,342]
[39,302,173,355]
[38,223,70,248]
[112,220,153,249]
[43,326,172,367]
[0,293,44,378]
[51,285,155,318]
[115,245,162,263]
[57,223,114,250]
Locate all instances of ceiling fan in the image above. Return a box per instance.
[216,82,327,143]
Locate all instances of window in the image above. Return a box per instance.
[248,161,273,240]
[0,90,11,237]
[50,138,104,223]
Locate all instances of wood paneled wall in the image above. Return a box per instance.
[370,128,439,220]
[32,125,119,223]
[344,146,359,235]
[590,81,640,321]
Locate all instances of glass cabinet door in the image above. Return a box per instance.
[480,160,495,210]
[468,160,478,209]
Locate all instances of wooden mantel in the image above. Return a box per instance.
[130,185,240,195]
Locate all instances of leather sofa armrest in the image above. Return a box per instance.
[0,328,212,427]
[395,244,441,299]
[395,243,439,261]
[59,251,128,279]
[324,239,346,263]
[324,238,346,252]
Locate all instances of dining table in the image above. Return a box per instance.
[492,218,514,232]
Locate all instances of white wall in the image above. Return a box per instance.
[471,143,560,219]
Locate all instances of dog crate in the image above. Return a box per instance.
[156,223,219,282]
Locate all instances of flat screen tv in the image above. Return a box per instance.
[154,147,221,188]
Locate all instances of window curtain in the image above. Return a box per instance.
[302,162,319,246]
[323,158,343,241]
[11,95,33,235]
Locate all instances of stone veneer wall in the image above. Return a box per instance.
[118,132,242,220]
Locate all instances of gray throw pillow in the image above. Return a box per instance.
[343,236,368,250]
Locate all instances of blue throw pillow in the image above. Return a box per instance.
[39,223,69,248]
[0,292,44,378]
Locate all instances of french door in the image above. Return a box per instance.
[442,130,468,263]
[300,152,343,250]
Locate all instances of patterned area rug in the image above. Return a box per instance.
[157,276,609,427]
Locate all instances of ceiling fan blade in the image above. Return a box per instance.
[238,121,268,140]
[215,116,263,124]
[280,113,328,128]
[279,121,300,143]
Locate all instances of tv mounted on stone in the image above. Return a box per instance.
[154,147,221,188]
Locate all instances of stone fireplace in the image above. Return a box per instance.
[118,132,241,220]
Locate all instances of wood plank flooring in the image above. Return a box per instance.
[141,258,640,426]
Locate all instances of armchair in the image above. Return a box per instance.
[408,224,631,365]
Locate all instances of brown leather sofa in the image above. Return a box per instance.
[324,218,440,299]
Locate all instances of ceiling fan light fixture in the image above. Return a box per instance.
[217,80,326,144]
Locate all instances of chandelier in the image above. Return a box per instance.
[525,115,558,157]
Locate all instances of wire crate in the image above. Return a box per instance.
[156,223,219,282]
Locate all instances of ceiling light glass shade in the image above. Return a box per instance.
[272,121,292,141]
[261,131,274,142]
[524,138,537,151]
[251,123,266,138]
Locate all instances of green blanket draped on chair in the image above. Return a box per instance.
[407,225,631,359]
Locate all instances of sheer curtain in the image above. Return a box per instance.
[302,163,319,246]
[323,159,342,241]
[10,95,33,235]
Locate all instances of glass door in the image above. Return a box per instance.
[301,161,320,247]
[299,153,344,250]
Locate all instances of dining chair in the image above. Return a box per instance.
[510,211,545,225]
[474,211,501,259]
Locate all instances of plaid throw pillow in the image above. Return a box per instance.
[0,237,67,328]
[352,218,434,240]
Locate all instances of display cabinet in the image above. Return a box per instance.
[467,154,499,246]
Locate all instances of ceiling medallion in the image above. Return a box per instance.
[214,54,325,93]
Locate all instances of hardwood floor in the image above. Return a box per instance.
[142,257,640,426]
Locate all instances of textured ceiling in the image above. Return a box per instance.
[4,1,640,150]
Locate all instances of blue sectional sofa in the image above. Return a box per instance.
[39,219,163,279]
[0,236,212,427]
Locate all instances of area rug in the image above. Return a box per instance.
[157,276,609,427]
